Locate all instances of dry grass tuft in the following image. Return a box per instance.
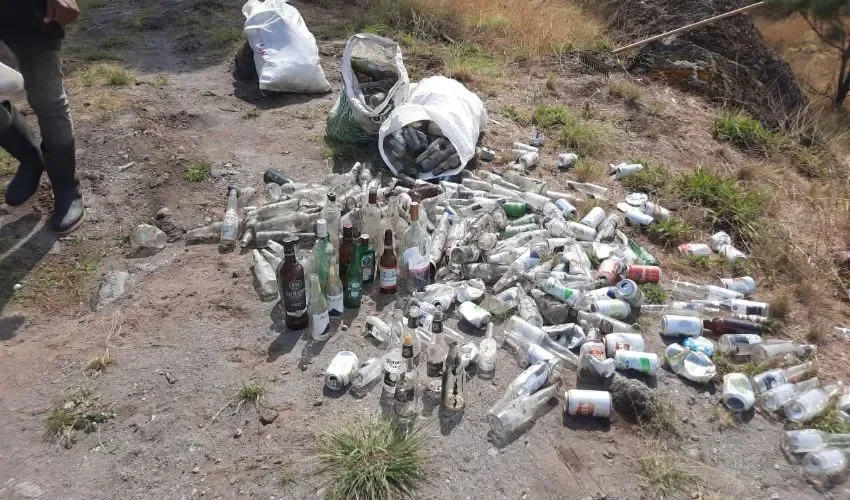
[636,453,699,497]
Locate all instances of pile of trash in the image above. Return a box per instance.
[223,20,845,479]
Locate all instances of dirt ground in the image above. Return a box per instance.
[1,1,849,499]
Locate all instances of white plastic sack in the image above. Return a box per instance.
[0,62,24,96]
[325,33,409,143]
[379,76,487,180]
[242,0,330,93]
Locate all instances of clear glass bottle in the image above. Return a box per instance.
[804,448,848,476]
[761,378,820,412]
[220,186,239,251]
[477,323,498,380]
[441,342,466,412]
[426,311,448,392]
[320,193,342,252]
[381,325,404,399]
[312,219,330,289]
[490,358,561,412]
[785,383,844,423]
[393,333,418,419]
[350,358,383,397]
[325,255,344,316]
[751,361,814,394]
[361,190,383,257]
[307,274,330,341]
[504,316,579,366]
[251,249,278,302]
[401,202,431,294]
[489,384,559,437]
[783,429,850,454]
[750,341,816,363]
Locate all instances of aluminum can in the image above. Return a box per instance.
[710,231,733,251]
[678,243,712,257]
[565,389,612,418]
[614,279,642,306]
[604,332,646,358]
[458,301,491,328]
[325,351,359,391]
[450,245,481,264]
[556,153,578,169]
[720,276,757,296]
[642,201,670,222]
[661,315,703,337]
[625,210,653,227]
[580,207,606,229]
[555,199,578,218]
[567,221,596,241]
[614,350,658,375]
[590,299,631,320]
[625,264,661,283]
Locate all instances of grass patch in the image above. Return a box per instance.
[530,105,606,157]
[45,385,115,448]
[278,468,297,487]
[769,292,791,323]
[708,404,738,430]
[648,218,694,247]
[77,63,134,87]
[636,454,698,497]
[210,26,244,49]
[677,168,768,243]
[16,258,100,306]
[314,418,427,500]
[639,283,667,304]
[0,149,15,176]
[714,110,775,152]
[101,35,131,49]
[243,108,262,119]
[572,158,605,182]
[236,382,267,407]
[712,354,770,378]
[76,49,121,62]
[608,79,643,103]
[86,350,113,374]
[619,163,672,197]
[532,104,571,128]
[183,161,212,182]
[78,0,109,9]
[500,105,531,125]
[808,402,850,434]
[151,74,169,86]
[441,43,496,82]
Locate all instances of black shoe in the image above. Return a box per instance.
[0,100,44,206]
[43,140,85,235]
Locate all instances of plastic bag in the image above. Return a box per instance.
[0,62,24,96]
[379,76,487,180]
[326,33,410,143]
[242,0,331,93]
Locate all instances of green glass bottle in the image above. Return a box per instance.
[344,235,366,309]
[502,201,528,218]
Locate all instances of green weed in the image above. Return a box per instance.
[45,385,114,448]
[0,149,15,176]
[183,161,211,182]
[500,105,531,125]
[558,116,606,157]
[314,418,427,500]
[77,63,134,87]
[210,26,244,49]
[619,163,672,197]
[78,0,109,9]
[77,49,121,62]
[532,104,571,128]
[151,74,169,86]
[236,382,267,407]
[648,218,694,247]
[442,43,496,82]
[714,110,774,152]
[572,158,605,182]
[809,402,850,434]
[243,108,262,119]
[639,284,667,304]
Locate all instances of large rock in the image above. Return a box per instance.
[605,0,805,127]
[94,271,130,311]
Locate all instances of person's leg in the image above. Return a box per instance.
[0,98,45,206]
[7,40,83,234]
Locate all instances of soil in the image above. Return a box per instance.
[1,1,848,499]
[604,0,806,128]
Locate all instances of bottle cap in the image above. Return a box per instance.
[360,234,369,246]
[410,202,419,221]
[316,219,327,237]
[368,190,377,205]
[327,193,336,202]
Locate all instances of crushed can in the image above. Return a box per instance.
[614,279,643,306]
[625,264,661,283]
[624,210,653,227]
[709,231,733,251]
[556,153,578,170]
[325,351,359,391]
[555,199,578,218]
[596,258,624,287]
[565,389,612,418]
[678,243,712,257]
[720,276,757,296]
[641,201,670,222]
[604,332,646,358]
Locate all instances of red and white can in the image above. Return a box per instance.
[604,332,646,358]
[625,264,661,283]
[678,243,712,257]
[596,258,624,286]
[565,389,612,418]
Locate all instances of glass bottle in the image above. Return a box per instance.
[491,358,561,412]
[783,429,850,454]
[220,186,239,251]
[426,311,448,392]
[344,235,365,309]
[803,448,848,476]
[307,274,330,341]
[703,317,765,336]
[278,236,308,330]
[751,341,816,363]
[381,324,404,398]
[717,334,763,356]
[361,189,383,256]
[393,332,418,419]
[321,193,341,251]
[379,229,397,294]
[785,383,844,423]
[504,316,579,366]
[251,249,278,302]
[360,233,376,284]
[761,378,820,412]
[325,255,344,316]
[387,196,409,260]
[401,202,431,294]
[338,224,355,288]
[312,219,330,289]
[489,384,559,438]
[441,342,465,412]
[350,358,383,397]
[751,361,814,394]
[477,323,498,380]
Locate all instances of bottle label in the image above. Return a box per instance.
[394,385,414,403]
[361,252,375,282]
[327,292,344,315]
[426,360,443,378]
[383,370,399,388]
[402,344,413,359]
[312,311,330,336]
[404,247,430,287]
[379,266,397,288]
[283,279,307,316]
[347,281,361,299]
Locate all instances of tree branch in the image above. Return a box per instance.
[801,12,845,51]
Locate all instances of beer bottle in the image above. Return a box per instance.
[278,236,308,330]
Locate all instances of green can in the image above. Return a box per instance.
[506,213,540,227]
[502,202,528,218]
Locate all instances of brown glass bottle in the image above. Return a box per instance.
[703,317,765,336]
[379,229,397,294]
[278,236,308,330]
[338,223,355,287]
[409,183,442,202]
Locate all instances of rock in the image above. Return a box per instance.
[13,481,44,498]
[687,396,696,406]
[690,435,700,442]
[685,447,700,460]
[234,428,242,438]
[602,449,615,459]
[230,478,237,485]
[130,224,166,255]
[259,410,279,426]
[609,374,657,421]
[156,207,171,219]
[192,466,200,474]
[149,172,169,189]
[94,271,130,311]
[312,398,323,407]
[164,371,177,384]
[770,494,780,500]
[487,447,499,457]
